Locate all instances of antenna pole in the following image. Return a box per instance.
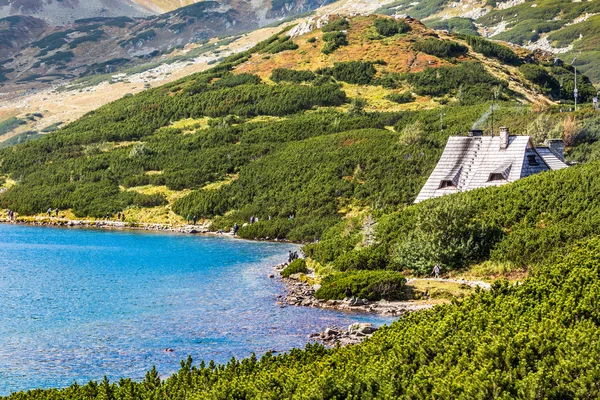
[574,66,578,111]
[572,54,579,112]
[491,98,494,137]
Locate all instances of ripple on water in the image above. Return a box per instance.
[0,224,393,395]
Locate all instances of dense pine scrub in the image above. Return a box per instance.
[6,238,600,398]
[307,160,600,274]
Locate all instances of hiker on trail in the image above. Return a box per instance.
[193,215,197,225]
[432,264,440,278]
[233,223,239,236]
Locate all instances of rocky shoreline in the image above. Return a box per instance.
[1,217,218,233]
[273,263,434,317]
[308,323,380,347]
[1,217,251,239]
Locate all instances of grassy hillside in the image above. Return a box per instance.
[0,15,596,241]
[5,233,600,398]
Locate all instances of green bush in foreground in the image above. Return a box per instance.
[281,258,308,277]
[5,239,600,398]
[314,270,406,301]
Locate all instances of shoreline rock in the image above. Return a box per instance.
[308,323,380,347]
[274,263,434,317]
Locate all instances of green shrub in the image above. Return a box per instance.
[425,17,479,36]
[281,258,308,277]
[373,18,411,37]
[405,62,506,101]
[271,68,316,83]
[386,91,415,103]
[519,64,560,97]
[322,31,348,54]
[332,245,391,271]
[332,61,376,84]
[321,18,350,33]
[413,38,468,58]
[393,199,504,274]
[314,270,406,300]
[463,35,520,65]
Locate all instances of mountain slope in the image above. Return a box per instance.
[0,0,333,94]
[2,14,595,241]
[0,0,151,25]
[377,0,600,85]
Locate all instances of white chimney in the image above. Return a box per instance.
[500,127,509,150]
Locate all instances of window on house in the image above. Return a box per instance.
[439,180,455,189]
[527,155,539,166]
[488,173,505,182]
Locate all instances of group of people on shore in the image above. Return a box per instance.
[288,250,300,263]
[5,209,16,221]
[186,215,198,225]
[47,208,59,218]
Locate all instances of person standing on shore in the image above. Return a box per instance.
[432,264,441,278]
[193,215,197,225]
[47,208,52,218]
[186,214,191,224]
[55,208,59,218]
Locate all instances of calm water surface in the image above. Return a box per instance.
[0,224,392,395]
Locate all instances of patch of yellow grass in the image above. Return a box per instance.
[244,116,286,124]
[126,185,190,203]
[342,83,437,112]
[406,279,474,300]
[123,205,189,226]
[201,174,238,191]
[459,260,527,282]
[2,177,16,189]
[171,117,211,132]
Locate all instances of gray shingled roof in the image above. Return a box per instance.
[415,135,568,203]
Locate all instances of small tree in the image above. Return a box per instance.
[393,199,503,274]
[400,120,425,145]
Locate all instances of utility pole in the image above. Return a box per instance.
[572,54,579,111]
[491,94,495,137]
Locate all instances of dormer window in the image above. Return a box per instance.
[439,180,455,189]
[488,173,505,182]
[527,155,539,166]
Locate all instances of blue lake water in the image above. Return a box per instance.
[0,224,392,395]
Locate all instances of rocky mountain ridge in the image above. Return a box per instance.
[377,0,600,84]
[0,0,333,94]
